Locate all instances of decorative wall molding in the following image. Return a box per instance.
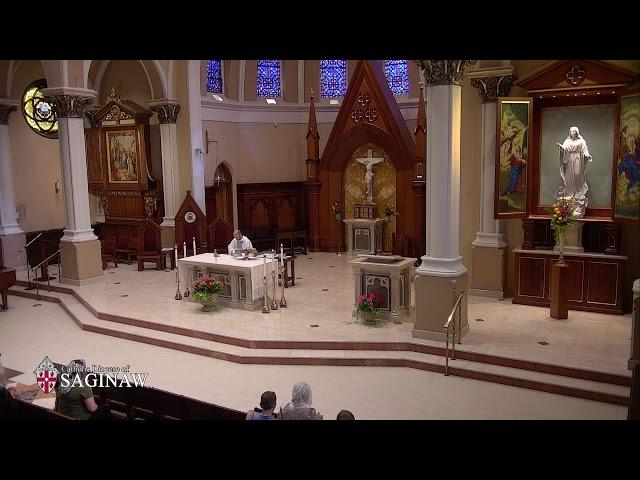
[45,95,94,118]
[470,75,515,103]
[0,104,17,125]
[149,103,181,124]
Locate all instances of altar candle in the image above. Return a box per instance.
[183,242,187,258]
[263,254,266,277]
[280,244,284,267]
[174,245,178,266]
[272,255,276,273]
[193,237,197,255]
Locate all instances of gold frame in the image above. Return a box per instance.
[106,129,140,184]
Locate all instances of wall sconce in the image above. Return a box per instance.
[54,180,60,194]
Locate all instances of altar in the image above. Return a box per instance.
[349,254,416,322]
[178,253,277,310]
[343,218,387,255]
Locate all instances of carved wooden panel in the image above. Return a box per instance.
[586,262,619,306]
[250,200,270,228]
[237,182,307,234]
[85,128,104,187]
[276,198,296,230]
[517,256,546,299]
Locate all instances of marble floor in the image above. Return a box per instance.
[0,296,628,420]
[15,252,633,376]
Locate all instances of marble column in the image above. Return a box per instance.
[630,279,640,371]
[0,100,26,269]
[42,88,102,285]
[468,68,514,298]
[412,60,475,342]
[149,100,181,248]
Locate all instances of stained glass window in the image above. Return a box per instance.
[257,60,281,97]
[320,60,347,98]
[384,60,409,96]
[22,79,58,139]
[206,60,223,94]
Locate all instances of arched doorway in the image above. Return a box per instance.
[205,163,233,225]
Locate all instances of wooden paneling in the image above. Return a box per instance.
[237,182,307,231]
[514,250,625,314]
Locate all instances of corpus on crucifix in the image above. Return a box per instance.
[356,149,385,204]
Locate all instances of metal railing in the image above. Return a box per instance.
[443,292,464,376]
[32,250,60,298]
[19,232,43,290]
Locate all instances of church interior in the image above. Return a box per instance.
[0,59,639,420]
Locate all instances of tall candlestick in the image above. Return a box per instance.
[193,237,197,255]
[280,244,284,267]
[272,255,276,274]
[263,254,266,277]
[183,242,187,258]
[174,245,178,266]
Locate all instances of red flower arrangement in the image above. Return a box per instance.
[331,202,345,220]
[192,274,223,305]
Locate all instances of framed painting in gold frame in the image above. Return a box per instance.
[614,93,640,221]
[106,129,140,184]
[494,97,532,219]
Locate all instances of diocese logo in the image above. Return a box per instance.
[33,356,59,394]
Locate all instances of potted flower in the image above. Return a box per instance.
[191,274,223,312]
[331,202,345,221]
[549,197,577,262]
[354,293,383,325]
[383,205,397,221]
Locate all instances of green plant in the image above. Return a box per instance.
[191,274,223,304]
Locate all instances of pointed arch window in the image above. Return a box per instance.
[257,60,281,97]
[320,60,347,98]
[384,60,409,96]
[206,60,223,94]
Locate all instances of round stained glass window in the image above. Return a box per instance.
[22,79,58,139]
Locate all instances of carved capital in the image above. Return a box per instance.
[150,103,181,124]
[0,104,17,124]
[470,75,514,103]
[45,95,94,118]
[415,60,477,86]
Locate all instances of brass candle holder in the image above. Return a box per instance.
[270,269,279,310]
[279,264,287,308]
[175,269,182,300]
[261,275,270,313]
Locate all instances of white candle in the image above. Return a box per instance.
[174,245,178,266]
[272,255,276,274]
[193,237,197,255]
[263,254,266,277]
[280,244,284,267]
[183,242,187,258]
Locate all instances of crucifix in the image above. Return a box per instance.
[356,149,385,204]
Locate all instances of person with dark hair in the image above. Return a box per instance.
[0,358,18,419]
[337,410,355,420]
[54,359,98,420]
[246,391,278,420]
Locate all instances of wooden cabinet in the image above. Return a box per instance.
[513,248,626,314]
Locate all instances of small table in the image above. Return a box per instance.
[281,255,295,288]
[161,248,176,270]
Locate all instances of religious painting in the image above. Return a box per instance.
[106,130,139,183]
[495,98,532,218]
[614,94,640,220]
[365,275,390,310]
[539,104,615,210]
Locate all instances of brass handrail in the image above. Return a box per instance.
[19,232,43,252]
[443,292,464,376]
[32,250,60,271]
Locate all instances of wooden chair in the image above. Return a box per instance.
[137,221,162,271]
[207,217,233,253]
[115,233,136,265]
[101,238,118,270]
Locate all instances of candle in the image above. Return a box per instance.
[263,254,266,277]
[174,245,178,266]
[280,244,284,267]
[183,242,187,258]
[272,255,276,274]
[193,237,197,255]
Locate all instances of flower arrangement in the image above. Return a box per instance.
[549,198,577,259]
[384,205,397,219]
[331,202,345,220]
[191,274,223,311]
[354,293,383,324]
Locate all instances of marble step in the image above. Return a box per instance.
[9,285,630,406]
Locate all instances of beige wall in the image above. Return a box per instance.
[244,61,257,102]
[304,61,319,102]
[459,77,483,271]
[9,60,65,233]
[99,60,153,107]
[282,60,298,103]
[224,60,240,100]
[175,60,193,203]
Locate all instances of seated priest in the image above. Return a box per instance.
[228,229,253,255]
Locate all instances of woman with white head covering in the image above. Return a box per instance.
[279,382,323,420]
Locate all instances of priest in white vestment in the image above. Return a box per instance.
[228,229,253,255]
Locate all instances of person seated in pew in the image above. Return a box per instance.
[246,391,278,420]
[336,409,355,420]
[279,382,323,420]
[228,229,253,256]
[54,359,99,420]
[0,358,18,419]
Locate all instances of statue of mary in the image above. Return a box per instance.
[556,126,592,217]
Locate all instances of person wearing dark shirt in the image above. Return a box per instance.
[246,391,278,420]
[54,360,98,420]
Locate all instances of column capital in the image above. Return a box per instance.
[148,100,181,124]
[467,67,515,103]
[0,104,17,125]
[415,60,477,86]
[42,88,97,119]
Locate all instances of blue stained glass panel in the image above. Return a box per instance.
[257,60,281,97]
[320,60,347,98]
[206,60,223,94]
[384,60,409,96]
